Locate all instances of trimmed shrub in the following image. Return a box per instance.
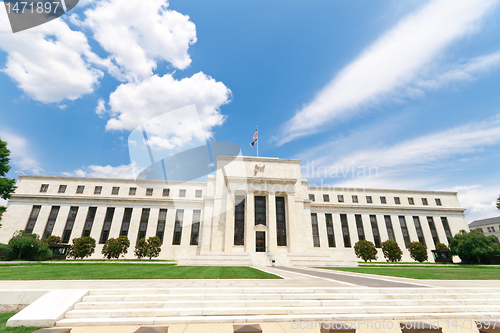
[354,240,378,262]
[44,235,62,245]
[408,241,428,262]
[450,229,500,264]
[68,236,96,259]
[8,230,52,261]
[435,242,449,251]
[134,237,162,259]
[0,243,14,261]
[102,236,130,259]
[381,240,402,262]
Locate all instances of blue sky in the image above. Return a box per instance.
[1,0,500,222]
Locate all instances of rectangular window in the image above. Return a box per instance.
[413,216,426,246]
[156,209,167,244]
[99,207,115,244]
[172,209,184,245]
[234,196,245,246]
[129,187,137,196]
[112,187,119,195]
[340,214,351,247]
[58,185,67,193]
[370,215,381,248]
[323,194,330,202]
[94,186,102,195]
[380,196,387,204]
[137,208,150,242]
[62,207,78,243]
[195,190,202,198]
[488,227,492,232]
[325,213,335,248]
[384,215,395,242]
[276,196,287,246]
[408,197,414,205]
[435,198,442,206]
[493,226,496,232]
[179,189,186,197]
[76,185,85,194]
[311,213,320,247]
[190,210,201,245]
[399,216,411,248]
[255,196,266,226]
[352,195,358,203]
[309,194,315,201]
[42,206,60,239]
[162,188,170,197]
[120,208,133,237]
[146,188,153,196]
[355,214,365,241]
[40,184,49,193]
[366,196,372,204]
[82,207,97,237]
[338,195,344,203]
[441,217,452,243]
[427,216,440,246]
[25,205,42,234]
[422,198,428,205]
[394,197,401,205]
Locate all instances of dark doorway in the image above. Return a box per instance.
[256,231,266,252]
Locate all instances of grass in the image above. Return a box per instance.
[322,266,500,280]
[0,313,43,333]
[0,263,281,280]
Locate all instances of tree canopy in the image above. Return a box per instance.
[0,138,16,224]
[450,229,500,264]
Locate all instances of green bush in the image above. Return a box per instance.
[68,236,96,259]
[0,243,14,261]
[8,230,52,261]
[381,240,402,262]
[134,237,162,259]
[102,236,130,259]
[450,229,500,264]
[408,241,428,262]
[44,235,61,245]
[354,240,378,262]
[435,242,449,251]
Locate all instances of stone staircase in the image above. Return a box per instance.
[56,287,500,326]
[176,253,252,266]
[287,253,357,267]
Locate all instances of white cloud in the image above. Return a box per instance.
[81,0,196,81]
[0,132,42,174]
[279,0,498,144]
[95,98,106,117]
[63,164,134,179]
[454,184,500,223]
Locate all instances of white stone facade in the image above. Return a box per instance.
[0,156,469,264]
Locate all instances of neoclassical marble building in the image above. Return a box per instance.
[0,156,469,265]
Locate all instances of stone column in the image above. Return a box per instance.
[245,192,255,252]
[224,192,235,252]
[200,200,214,254]
[317,212,329,249]
[52,205,70,238]
[109,206,125,239]
[267,192,277,252]
[180,209,192,247]
[146,208,160,239]
[286,193,298,252]
[32,205,51,236]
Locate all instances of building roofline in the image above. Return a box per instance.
[307,185,458,195]
[16,175,207,186]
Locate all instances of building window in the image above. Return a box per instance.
[412,216,426,246]
[340,214,351,248]
[137,208,150,242]
[146,188,153,196]
[384,215,395,242]
[355,214,365,241]
[120,208,133,237]
[399,216,411,248]
[162,188,170,197]
[156,209,167,244]
[311,213,320,247]
[234,196,245,246]
[370,215,381,248]
[62,207,78,243]
[129,187,137,196]
[76,185,85,194]
[40,184,49,193]
[58,185,67,194]
[422,198,428,205]
[112,187,119,195]
[255,196,266,226]
[99,207,115,244]
[493,226,497,232]
[82,207,97,237]
[25,205,42,234]
[172,209,184,245]
[435,198,442,206]
[42,206,60,239]
[179,189,186,197]
[338,195,344,203]
[276,197,287,246]
[309,194,315,201]
[190,210,201,245]
[487,227,492,232]
[427,216,440,246]
[441,217,452,243]
[352,195,358,203]
[323,194,330,202]
[380,196,387,204]
[394,197,401,205]
[325,213,335,248]
[94,186,102,195]
[366,196,373,204]
[408,197,415,205]
[195,190,202,198]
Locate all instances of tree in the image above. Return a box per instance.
[0,138,16,225]
[497,194,500,210]
[408,241,428,262]
[435,242,449,251]
[450,229,500,264]
[68,236,96,259]
[44,235,62,245]
[354,240,377,262]
[134,237,162,259]
[381,240,402,262]
[102,236,130,259]
[8,231,52,261]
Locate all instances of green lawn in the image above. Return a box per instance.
[0,313,43,333]
[0,263,281,280]
[322,266,500,280]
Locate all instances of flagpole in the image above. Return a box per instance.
[257,126,259,157]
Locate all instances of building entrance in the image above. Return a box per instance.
[256,231,266,252]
